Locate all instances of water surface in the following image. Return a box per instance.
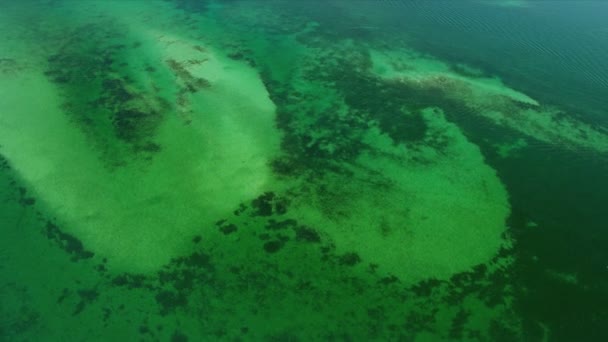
[1,1,607,341]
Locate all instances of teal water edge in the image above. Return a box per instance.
[1,1,607,341]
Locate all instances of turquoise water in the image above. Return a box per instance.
[1,1,607,341]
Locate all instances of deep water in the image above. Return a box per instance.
[1,1,607,341]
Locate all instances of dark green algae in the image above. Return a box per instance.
[43,22,166,167]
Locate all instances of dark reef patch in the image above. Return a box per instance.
[251,191,274,216]
[332,72,429,144]
[156,290,188,316]
[449,308,470,339]
[0,57,23,75]
[73,288,99,315]
[108,248,215,316]
[112,108,160,143]
[174,251,213,269]
[111,273,152,290]
[171,330,189,342]
[250,192,290,217]
[263,240,285,254]
[0,154,10,170]
[338,252,362,266]
[166,58,211,92]
[44,22,164,166]
[16,186,36,207]
[294,225,321,243]
[45,221,94,261]
[265,219,297,231]
[226,45,257,67]
[257,42,469,181]
[410,278,443,298]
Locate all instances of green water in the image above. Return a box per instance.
[1,1,607,341]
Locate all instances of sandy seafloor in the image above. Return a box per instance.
[0,0,607,341]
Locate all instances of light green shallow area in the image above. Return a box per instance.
[273,76,512,281]
[1,0,606,340]
[0,1,281,271]
[0,0,512,282]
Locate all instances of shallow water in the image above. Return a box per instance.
[1,1,607,341]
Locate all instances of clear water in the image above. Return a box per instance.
[1,1,607,341]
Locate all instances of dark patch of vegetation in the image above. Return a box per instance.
[44,23,163,165]
[0,154,10,170]
[95,263,107,274]
[404,310,436,333]
[227,47,257,67]
[101,78,133,102]
[112,108,160,144]
[252,192,274,216]
[111,273,152,290]
[489,319,519,342]
[56,288,70,304]
[319,243,336,260]
[102,307,112,322]
[0,58,22,75]
[15,186,36,207]
[174,251,212,269]
[263,240,285,253]
[221,224,237,235]
[378,275,399,286]
[366,305,388,337]
[155,290,188,316]
[166,58,211,92]
[410,278,443,297]
[233,203,247,216]
[153,249,215,315]
[258,69,367,178]
[274,200,288,215]
[449,309,470,340]
[266,218,297,231]
[442,260,510,307]
[478,272,509,308]
[294,225,321,243]
[73,288,99,315]
[216,220,238,235]
[322,59,430,145]
[338,252,361,266]
[1,304,40,338]
[171,330,189,342]
[261,40,497,180]
[192,235,202,243]
[270,106,366,177]
[20,197,36,206]
[139,325,151,335]
[45,221,94,261]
